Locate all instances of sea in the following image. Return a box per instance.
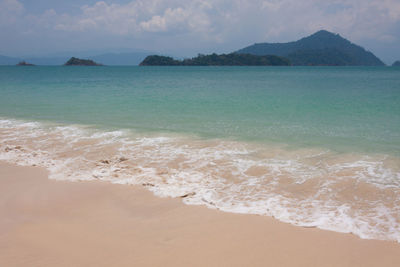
[0,66,399,242]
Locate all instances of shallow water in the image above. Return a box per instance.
[0,66,399,241]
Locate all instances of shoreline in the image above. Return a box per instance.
[1,118,399,242]
[1,161,400,266]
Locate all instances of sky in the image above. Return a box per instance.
[1,0,400,64]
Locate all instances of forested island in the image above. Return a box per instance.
[392,61,400,66]
[64,57,102,66]
[236,30,384,66]
[140,53,290,66]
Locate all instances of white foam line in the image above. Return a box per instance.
[1,117,399,243]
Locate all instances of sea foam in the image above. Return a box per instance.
[0,118,399,242]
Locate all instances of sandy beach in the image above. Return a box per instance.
[0,161,399,266]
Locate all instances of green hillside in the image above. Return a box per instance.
[140,53,290,66]
[236,30,385,66]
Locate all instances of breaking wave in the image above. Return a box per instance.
[1,118,399,242]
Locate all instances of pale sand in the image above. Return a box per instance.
[1,162,399,267]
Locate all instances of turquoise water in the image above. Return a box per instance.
[1,66,400,242]
[1,66,399,155]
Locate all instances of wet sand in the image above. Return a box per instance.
[1,161,400,267]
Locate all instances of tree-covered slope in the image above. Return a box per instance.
[140,53,290,66]
[236,30,385,66]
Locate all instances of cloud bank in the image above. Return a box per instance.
[1,0,400,62]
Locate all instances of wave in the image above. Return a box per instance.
[0,118,399,242]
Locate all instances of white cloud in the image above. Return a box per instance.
[0,0,23,13]
[5,0,400,42]
[0,0,399,60]
[0,0,24,25]
[49,0,215,36]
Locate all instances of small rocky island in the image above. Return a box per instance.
[16,61,35,66]
[140,53,290,66]
[64,57,102,66]
[392,61,400,67]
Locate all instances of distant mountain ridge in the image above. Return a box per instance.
[91,52,150,65]
[1,31,386,66]
[0,55,21,65]
[236,30,385,66]
[0,52,151,65]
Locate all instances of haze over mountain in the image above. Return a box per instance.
[90,52,151,66]
[236,30,385,66]
[0,55,22,65]
[0,51,151,66]
[0,31,387,66]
